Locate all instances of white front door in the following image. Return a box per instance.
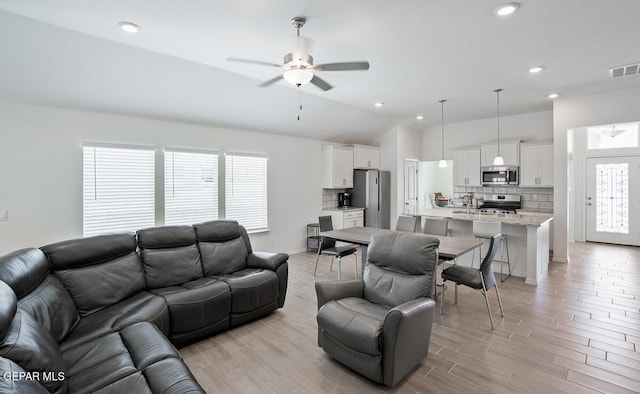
[404,159,418,214]
[586,156,640,246]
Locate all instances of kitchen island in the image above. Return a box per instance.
[411,209,553,285]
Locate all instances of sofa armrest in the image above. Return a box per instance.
[315,280,363,310]
[382,297,436,387]
[247,251,289,271]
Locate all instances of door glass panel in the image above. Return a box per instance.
[596,163,629,234]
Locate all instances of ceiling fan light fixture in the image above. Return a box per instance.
[496,2,520,16]
[118,21,140,33]
[283,69,314,86]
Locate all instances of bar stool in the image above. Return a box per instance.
[472,220,511,282]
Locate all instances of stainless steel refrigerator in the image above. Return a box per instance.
[350,169,390,229]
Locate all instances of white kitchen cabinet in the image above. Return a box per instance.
[481,141,520,167]
[520,142,554,187]
[353,144,380,169]
[322,209,364,230]
[323,145,354,188]
[453,149,481,186]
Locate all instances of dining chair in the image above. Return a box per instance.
[314,216,358,280]
[395,215,419,232]
[472,220,511,281]
[440,233,504,330]
[423,218,449,301]
[422,218,449,236]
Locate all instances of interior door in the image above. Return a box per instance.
[404,159,418,214]
[586,156,640,246]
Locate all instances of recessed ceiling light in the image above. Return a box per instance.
[119,21,140,33]
[416,115,424,120]
[495,2,520,16]
[548,93,559,99]
[529,66,544,74]
[374,101,384,108]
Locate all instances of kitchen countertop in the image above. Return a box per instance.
[322,207,364,212]
[413,208,553,227]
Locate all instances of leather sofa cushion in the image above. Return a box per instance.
[194,220,243,242]
[0,356,49,393]
[364,231,438,307]
[60,292,169,351]
[17,274,79,343]
[0,281,17,340]
[151,277,230,334]
[198,238,248,275]
[0,310,67,394]
[63,322,204,394]
[317,297,388,356]
[42,233,137,270]
[144,357,205,393]
[137,226,204,288]
[0,248,50,298]
[0,249,80,343]
[51,252,146,317]
[212,268,279,313]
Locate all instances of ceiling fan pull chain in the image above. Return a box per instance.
[297,84,302,121]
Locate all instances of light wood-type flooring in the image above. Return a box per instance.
[181,242,640,393]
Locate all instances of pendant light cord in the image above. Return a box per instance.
[495,88,502,156]
[439,99,446,160]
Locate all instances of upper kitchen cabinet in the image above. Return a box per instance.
[323,145,354,188]
[453,149,481,186]
[353,144,380,169]
[481,141,520,167]
[520,141,554,187]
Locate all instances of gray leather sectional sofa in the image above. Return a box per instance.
[0,220,289,393]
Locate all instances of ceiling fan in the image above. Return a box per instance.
[227,16,370,91]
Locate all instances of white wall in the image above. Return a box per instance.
[422,110,553,161]
[0,101,324,255]
[553,86,640,261]
[376,126,422,225]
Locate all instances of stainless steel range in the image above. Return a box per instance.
[479,194,521,214]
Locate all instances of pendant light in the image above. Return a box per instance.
[493,88,505,166]
[438,99,448,168]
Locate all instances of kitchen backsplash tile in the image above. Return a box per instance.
[453,186,553,213]
[322,188,347,209]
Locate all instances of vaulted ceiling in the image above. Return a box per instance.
[1,0,639,143]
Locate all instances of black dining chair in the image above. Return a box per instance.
[440,233,505,330]
[314,216,358,280]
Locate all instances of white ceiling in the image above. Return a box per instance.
[1,0,640,144]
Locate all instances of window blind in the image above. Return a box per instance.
[83,145,155,237]
[165,149,218,226]
[225,153,268,232]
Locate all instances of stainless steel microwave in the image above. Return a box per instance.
[481,166,519,186]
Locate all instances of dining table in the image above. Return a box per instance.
[319,226,481,272]
[319,226,482,300]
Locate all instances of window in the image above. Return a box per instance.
[83,144,155,237]
[225,153,268,232]
[165,149,218,225]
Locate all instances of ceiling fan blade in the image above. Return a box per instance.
[310,75,333,91]
[312,61,370,71]
[227,57,283,68]
[258,75,284,87]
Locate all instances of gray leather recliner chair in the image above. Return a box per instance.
[315,230,439,387]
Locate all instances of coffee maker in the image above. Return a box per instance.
[338,192,351,208]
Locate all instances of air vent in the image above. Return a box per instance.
[610,63,639,78]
